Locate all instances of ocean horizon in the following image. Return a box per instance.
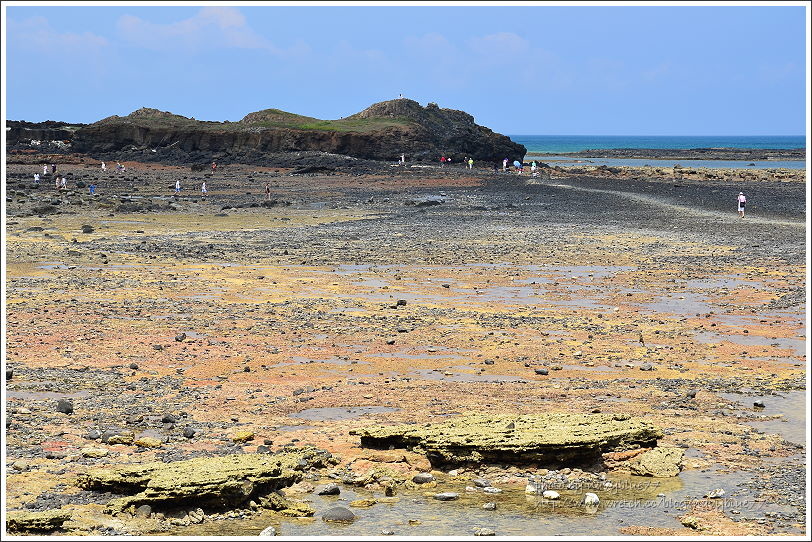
[509,135,806,154]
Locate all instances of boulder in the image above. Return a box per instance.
[629,447,684,477]
[321,506,356,523]
[351,412,663,467]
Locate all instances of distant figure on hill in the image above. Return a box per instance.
[51,164,57,174]
[54,175,61,189]
[89,183,96,195]
[116,162,123,174]
[468,158,474,169]
[43,164,48,175]
[34,173,40,184]
[440,156,446,167]
[531,161,538,177]
[59,176,67,190]
[211,162,217,173]
[502,158,508,172]
[265,181,271,201]
[737,192,747,218]
[201,181,207,195]
[175,179,181,193]
[400,154,405,165]
[101,161,106,172]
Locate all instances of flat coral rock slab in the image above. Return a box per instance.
[6,509,72,533]
[352,413,663,466]
[76,448,332,511]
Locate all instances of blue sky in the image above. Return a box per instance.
[3,3,808,135]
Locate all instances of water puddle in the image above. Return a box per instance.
[694,331,806,357]
[642,292,715,316]
[168,466,759,536]
[289,406,399,421]
[6,388,91,400]
[411,368,526,383]
[716,390,807,445]
[561,364,621,372]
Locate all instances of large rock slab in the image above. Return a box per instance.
[76,447,334,513]
[351,413,662,467]
[6,509,72,533]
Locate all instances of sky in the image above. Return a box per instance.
[2,2,808,135]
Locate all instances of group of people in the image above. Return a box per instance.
[439,156,476,169]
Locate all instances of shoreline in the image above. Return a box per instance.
[527,147,805,161]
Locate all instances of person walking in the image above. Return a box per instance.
[89,183,96,195]
[211,162,217,173]
[43,164,48,176]
[737,192,747,218]
[101,161,106,172]
[175,179,181,194]
[502,158,508,172]
[468,157,474,169]
[264,181,271,201]
[201,181,207,195]
[440,156,446,168]
[59,176,67,190]
[34,173,40,184]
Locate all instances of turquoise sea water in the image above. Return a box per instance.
[509,135,806,170]
[509,135,805,154]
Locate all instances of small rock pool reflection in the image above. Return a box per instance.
[167,468,758,536]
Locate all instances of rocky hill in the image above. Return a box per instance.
[8,100,525,165]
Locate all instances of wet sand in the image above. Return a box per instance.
[4,160,807,535]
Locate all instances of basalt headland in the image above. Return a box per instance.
[7,99,526,167]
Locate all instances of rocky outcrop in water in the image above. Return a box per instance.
[351,412,663,467]
[13,99,525,165]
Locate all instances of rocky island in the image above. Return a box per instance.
[7,99,526,166]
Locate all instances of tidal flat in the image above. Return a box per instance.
[4,159,806,536]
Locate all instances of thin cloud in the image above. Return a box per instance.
[116,7,304,56]
[467,32,530,58]
[7,15,109,54]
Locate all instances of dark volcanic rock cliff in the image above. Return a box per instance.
[55,100,525,164]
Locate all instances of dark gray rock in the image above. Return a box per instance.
[321,506,356,523]
[534,368,549,375]
[162,413,179,424]
[639,363,655,371]
[472,478,491,488]
[56,399,74,414]
[433,492,459,501]
[174,333,186,342]
[182,427,196,438]
[317,483,340,496]
[6,368,13,380]
[412,473,435,484]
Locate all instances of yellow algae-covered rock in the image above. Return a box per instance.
[133,437,162,448]
[76,447,335,513]
[232,431,255,443]
[351,412,663,467]
[6,509,72,533]
[81,447,110,458]
[629,447,684,477]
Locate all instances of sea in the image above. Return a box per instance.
[510,135,807,170]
